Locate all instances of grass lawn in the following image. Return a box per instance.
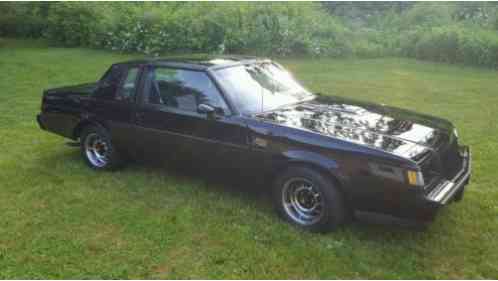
[0,38,497,279]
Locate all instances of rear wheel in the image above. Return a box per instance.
[80,125,123,170]
[273,166,348,232]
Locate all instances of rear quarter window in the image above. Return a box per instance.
[99,65,124,86]
[96,65,126,99]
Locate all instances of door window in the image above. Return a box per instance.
[145,67,229,114]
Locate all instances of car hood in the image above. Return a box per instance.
[256,95,454,161]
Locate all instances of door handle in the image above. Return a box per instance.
[135,112,145,121]
[252,136,268,149]
[69,96,80,103]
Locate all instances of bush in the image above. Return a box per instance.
[44,2,106,47]
[37,2,350,56]
[394,3,498,68]
[398,3,455,30]
[414,26,460,63]
[491,6,498,30]
[0,2,49,38]
[409,25,498,68]
[457,28,498,68]
[2,2,498,69]
[100,3,236,54]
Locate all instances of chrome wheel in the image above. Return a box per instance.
[282,177,324,225]
[84,133,109,167]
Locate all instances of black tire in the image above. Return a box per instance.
[80,125,123,171]
[272,166,348,232]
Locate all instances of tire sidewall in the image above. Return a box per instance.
[80,125,120,171]
[273,166,346,232]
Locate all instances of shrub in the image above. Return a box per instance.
[399,3,455,30]
[410,25,498,68]
[491,6,498,30]
[96,2,355,57]
[0,2,49,38]
[44,2,106,47]
[414,26,460,63]
[101,3,234,54]
[2,2,498,69]
[458,28,498,68]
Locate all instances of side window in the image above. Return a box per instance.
[97,65,125,99]
[146,67,229,114]
[116,67,140,101]
[99,65,123,86]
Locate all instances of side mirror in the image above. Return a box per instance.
[197,103,216,114]
[197,103,224,119]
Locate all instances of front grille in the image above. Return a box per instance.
[419,153,439,186]
[440,138,463,179]
[419,134,463,189]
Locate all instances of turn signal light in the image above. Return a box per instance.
[407,170,425,186]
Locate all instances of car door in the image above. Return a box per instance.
[133,66,250,170]
[91,64,142,150]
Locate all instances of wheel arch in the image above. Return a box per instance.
[277,161,347,193]
[271,150,353,204]
[72,118,109,140]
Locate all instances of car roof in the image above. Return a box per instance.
[115,55,271,71]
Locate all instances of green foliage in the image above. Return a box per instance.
[35,2,356,57]
[399,3,455,30]
[1,2,498,68]
[397,25,498,68]
[490,5,498,30]
[453,2,498,29]
[44,2,106,47]
[0,2,49,38]
[104,2,356,57]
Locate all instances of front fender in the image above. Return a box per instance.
[281,150,351,191]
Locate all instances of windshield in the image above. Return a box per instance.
[214,62,313,114]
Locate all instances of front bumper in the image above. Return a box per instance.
[363,146,471,222]
[425,145,471,205]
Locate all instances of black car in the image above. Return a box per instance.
[37,56,471,232]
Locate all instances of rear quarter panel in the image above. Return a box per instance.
[40,83,98,139]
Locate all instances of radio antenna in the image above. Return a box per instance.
[261,65,264,113]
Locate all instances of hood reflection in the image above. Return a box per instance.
[257,100,445,160]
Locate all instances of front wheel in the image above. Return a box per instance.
[273,166,348,232]
[80,125,123,170]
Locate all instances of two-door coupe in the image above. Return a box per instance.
[37,56,471,232]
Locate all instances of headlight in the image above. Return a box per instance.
[369,163,425,187]
[368,162,404,182]
[407,170,425,186]
[453,128,458,139]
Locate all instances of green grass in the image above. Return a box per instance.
[1,38,497,279]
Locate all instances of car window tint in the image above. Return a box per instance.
[97,65,125,99]
[147,68,228,114]
[117,67,139,101]
[100,65,124,86]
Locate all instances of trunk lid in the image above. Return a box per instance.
[44,82,98,97]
